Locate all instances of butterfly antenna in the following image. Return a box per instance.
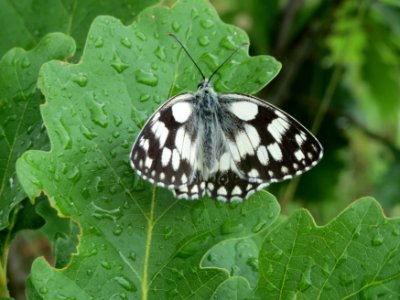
[169,33,206,80]
[208,42,248,83]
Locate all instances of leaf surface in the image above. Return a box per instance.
[16,0,281,298]
[0,33,75,229]
[0,0,158,58]
[258,197,400,299]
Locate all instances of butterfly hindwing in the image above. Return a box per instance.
[218,93,323,185]
[130,94,198,188]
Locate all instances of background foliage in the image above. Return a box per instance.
[0,0,399,299]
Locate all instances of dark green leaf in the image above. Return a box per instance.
[16,0,281,298]
[0,33,75,230]
[258,197,400,298]
[0,0,158,58]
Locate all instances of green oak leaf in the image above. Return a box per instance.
[0,0,158,58]
[0,33,75,230]
[258,197,400,298]
[16,0,281,298]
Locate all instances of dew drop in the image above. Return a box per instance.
[220,219,243,235]
[113,224,123,236]
[112,131,120,138]
[163,226,173,240]
[21,56,31,68]
[135,69,158,87]
[101,261,112,270]
[392,227,400,236]
[172,21,181,32]
[95,37,104,48]
[207,252,217,262]
[57,118,73,150]
[202,52,219,70]
[272,249,283,260]
[88,95,109,128]
[120,37,132,48]
[197,35,210,47]
[154,45,166,61]
[354,224,362,238]
[191,7,199,18]
[39,287,48,294]
[220,36,236,50]
[121,140,129,149]
[140,94,151,102]
[135,31,146,41]
[80,124,97,140]
[200,19,214,29]
[230,265,240,276]
[111,61,129,73]
[372,231,384,246]
[72,73,88,87]
[94,176,105,192]
[176,234,211,258]
[67,166,81,183]
[115,276,137,292]
[114,115,123,127]
[246,257,259,272]
[109,148,117,158]
[252,218,267,233]
[129,251,136,261]
[300,264,312,291]
[92,203,122,221]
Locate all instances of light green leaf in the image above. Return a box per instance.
[16,0,281,298]
[258,197,400,298]
[0,33,75,230]
[0,0,158,58]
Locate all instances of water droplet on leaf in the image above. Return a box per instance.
[140,94,151,102]
[172,21,181,32]
[135,31,146,41]
[115,276,137,292]
[200,19,214,29]
[72,73,88,87]
[88,95,109,128]
[101,261,112,270]
[372,231,384,246]
[198,35,210,46]
[220,219,243,235]
[120,37,132,48]
[154,45,166,61]
[220,36,236,50]
[135,69,158,87]
[95,37,104,48]
[67,166,81,183]
[21,56,31,68]
[58,118,73,150]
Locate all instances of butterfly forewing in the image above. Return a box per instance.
[130,94,198,188]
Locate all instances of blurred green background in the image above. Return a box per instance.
[2,0,400,298]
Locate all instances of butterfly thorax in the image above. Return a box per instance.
[192,81,226,176]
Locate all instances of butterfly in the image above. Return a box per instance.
[130,34,323,202]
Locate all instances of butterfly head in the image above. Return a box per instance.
[197,78,211,90]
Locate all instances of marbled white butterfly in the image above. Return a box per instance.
[130,34,323,201]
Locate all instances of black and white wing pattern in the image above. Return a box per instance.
[130,94,198,188]
[219,93,323,183]
[131,90,323,202]
[172,93,323,201]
